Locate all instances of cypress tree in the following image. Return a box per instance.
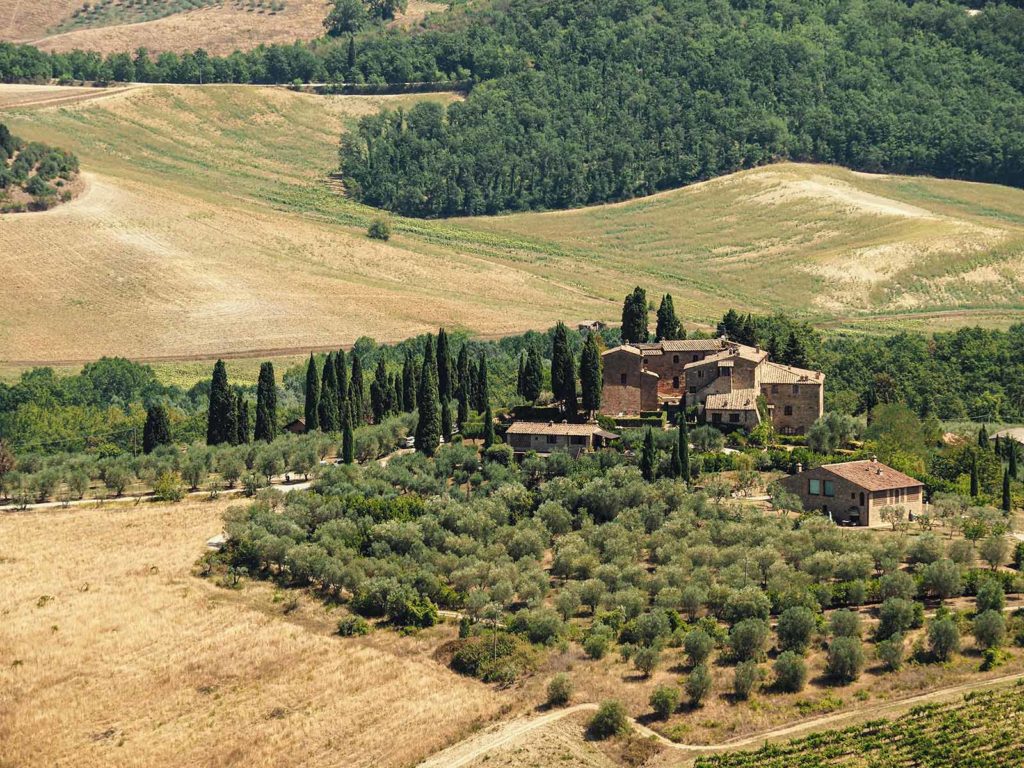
[655,294,683,341]
[207,359,234,446]
[1010,441,1018,479]
[679,414,690,485]
[483,403,495,449]
[523,345,543,402]
[304,353,320,432]
[580,331,602,415]
[402,352,417,413]
[994,434,1002,457]
[342,399,354,464]
[739,313,757,346]
[254,362,277,442]
[669,442,682,479]
[437,327,453,401]
[390,371,402,413]
[718,308,741,338]
[350,354,365,425]
[1002,468,1012,514]
[415,336,442,456]
[335,349,348,404]
[516,353,526,398]
[475,355,489,413]
[970,452,980,498]
[640,427,656,481]
[347,34,356,72]
[441,397,453,442]
[456,344,471,404]
[979,424,989,450]
[621,286,648,344]
[235,392,250,445]
[551,322,577,418]
[319,353,340,431]
[371,358,390,423]
[143,404,171,454]
[784,331,808,368]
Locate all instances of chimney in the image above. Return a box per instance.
[562,419,568,424]
[870,454,877,463]
[548,420,554,427]
[796,462,803,473]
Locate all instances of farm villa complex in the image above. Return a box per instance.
[600,338,825,434]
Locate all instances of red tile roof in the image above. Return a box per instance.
[821,460,923,491]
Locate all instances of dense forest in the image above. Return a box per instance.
[2,0,1022,215]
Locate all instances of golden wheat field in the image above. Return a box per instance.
[0,498,506,768]
[2,83,1024,368]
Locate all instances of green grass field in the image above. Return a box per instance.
[2,84,1023,369]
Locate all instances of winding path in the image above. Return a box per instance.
[416,671,1024,767]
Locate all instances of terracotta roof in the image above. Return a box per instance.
[635,339,729,353]
[506,421,618,438]
[683,346,766,369]
[704,388,760,411]
[820,460,923,491]
[602,344,642,357]
[759,361,824,384]
[993,428,1024,445]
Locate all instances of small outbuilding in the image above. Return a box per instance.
[779,457,924,527]
[505,421,618,458]
[284,418,307,435]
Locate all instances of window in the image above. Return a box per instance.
[692,354,699,361]
[620,373,627,385]
[771,384,779,394]
[792,384,799,394]
[823,480,835,497]
[809,478,821,495]
[673,355,679,363]
[712,413,722,423]
[688,386,697,394]
[784,405,793,416]
[859,492,865,506]
[672,376,680,389]
[698,370,704,379]
[723,367,732,377]
[729,413,740,423]
[570,436,585,445]
[546,435,557,444]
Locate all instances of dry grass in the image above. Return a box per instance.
[7,0,331,54]
[0,498,506,768]
[2,84,1023,367]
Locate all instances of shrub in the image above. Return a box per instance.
[152,470,185,502]
[588,700,630,739]
[777,606,816,653]
[546,673,573,706]
[367,217,391,240]
[829,609,862,639]
[826,636,864,683]
[451,633,533,683]
[928,616,961,662]
[584,623,614,659]
[773,650,807,693]
[724,586,771,624]
[633,645,661,677]
[729,618,769,662]
[876,633,905,671]
[879,570,917,601]
[509,607,565,645]
[973,610,1006,651]
[733,660,760,700]
[922,559,963,601]
[337,615,371,636]
[649,685,680,720]
[684,628,714,667]
[877,598,921,640]
[685,662,713,707]
[976,577,1006,614]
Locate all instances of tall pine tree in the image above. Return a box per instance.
[551,322,577,418]
[143,404,171,454]
[621,286,649,344]
[1010,440,1019,479]
[483,403,495,449]
[516,353,526,398]
[640,427,656,481]
[979,424,989,450]
[475,355,489,413]
[304,353,320,432]
[206,359,234,446]
[522,345,543,402]
[580,331,602,415]
[655,294,683,341]
[350,354,366,425]
[335,349,348,405]
[371,357,390,422]
[437,327,453,401]
[402,352,417,413]
[415,336,441,456]
[319,353,340,432]
[254,362,277,442]
[235,392,250,445]
[342,399,354,464]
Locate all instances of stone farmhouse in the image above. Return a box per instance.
[505,421,619,458]
[779,457,924,526]
[600,338,824,434]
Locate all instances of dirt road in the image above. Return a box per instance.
[416,671,1024,767]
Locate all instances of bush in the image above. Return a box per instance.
[649,685,680,720]
[729,618,769,662]
[976,577,1006,614]
[685,662,713,707]
[547,673,573,706]
[829,609,862,639]
[509,607,565,645]
[928,616,961,662]
[367,217,391,240]
[777,606,816,653]
[733,660,760,700]
[876,633,905,671]
[973,610,1006,651]
[773,650,806,692]
[633,645,661,677]
[877,598,921,640]
[826,636,864,683]
[684,628,714,667]
[152,470,185,502]
[584,623,614,660]
[588,700,630,739]
[451,633,533,683]
[337,615,371,636]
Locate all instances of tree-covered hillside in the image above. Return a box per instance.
[340,0,1024,215]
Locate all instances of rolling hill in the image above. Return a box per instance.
[1,83,1022,367]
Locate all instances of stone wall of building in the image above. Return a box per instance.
[761,382,823,434]
[780,467,923,526]
[601,349,659,415]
